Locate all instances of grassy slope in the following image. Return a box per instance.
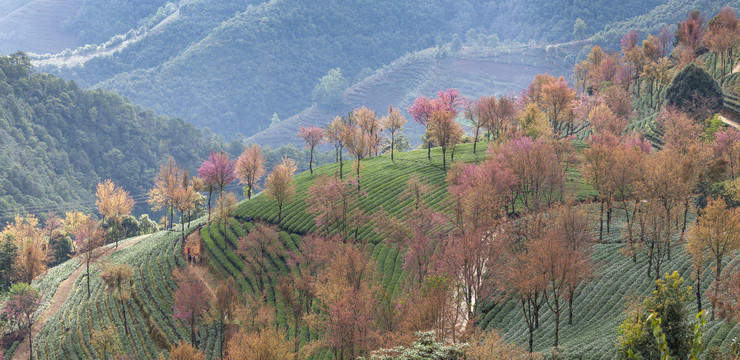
[228,142,736,358]
[479,207,739,359]
[28,141,738,359]
[32,221,212,359]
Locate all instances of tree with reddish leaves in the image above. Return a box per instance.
[409,89,463,161]
[306,175,367,243]
[612,136,650,262]
[299,126,325,174]
[212,278,238,359]
[464,99,483,154]
[492,135,565,213]
[550,204,594,325]
[238,223,280,293]
[588,104,627,137]
[235,144,266,200]
[1,283,41,358]
[705,7,740,78]
[197,151,236,221]
[539,76,576,136]
[73,219,105,298]
[435,88,463,115]
[309,241,379,359]
[675,10,706,63]
[713,128,740,179]
[478,95,516,142]
[277,269,314,356]
[326,116,347,177]
[408,96,436,160]
[172,267,210,347]
[428,109,464,171]
[342,120,374,189]
[581,134,618,241]
[621,30,645,86]
[531,227,572,350]
[688,197,740,319]
[708,263,740,322]
[173,171,199,242]
[439,159,515,321]
[498,216,547,353]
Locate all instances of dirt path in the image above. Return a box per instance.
[720,113,740,129]
[182,231,215,296]
[12,234,150,360]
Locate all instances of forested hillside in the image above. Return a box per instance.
[0,53,222,221]
[32,0,674,139]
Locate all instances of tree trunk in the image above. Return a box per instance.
[207,189,213,222]
[553,305,560,349]
[568,290,574,325]
[339,146,343,180]
[442,147,446,171]
[599,199,605,242]
[473,127,479,154]
[647,243,653,278]
[170,206,174,231]
[122,299,128,336]
[86,257,91,298]
[606,203,612,234]
[713,259,723,321]
[309,147,314,174]
[390,134,395,163]
[191,316,196,346]
[181,211,185,243]
[278,202,283,223]
[427,140,431,161]
[356,160,361,190]
[696,266,702,313]
[681,198,690,242]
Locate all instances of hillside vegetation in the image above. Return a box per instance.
[34,0,674,139]
[0,53,222,220]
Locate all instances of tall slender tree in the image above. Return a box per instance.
[235,144,266,200]
[148,157,180,230]
[265,156,297,223]
[299,126,325,174]
[74,219,105,298]
[197,151,236,221]
[381,105,406,162]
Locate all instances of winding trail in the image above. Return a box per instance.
[12,234,150,360]
[720,60,740,129]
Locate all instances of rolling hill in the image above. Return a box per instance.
[14,142,738,359]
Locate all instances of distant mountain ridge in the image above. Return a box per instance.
[19,0,671,140]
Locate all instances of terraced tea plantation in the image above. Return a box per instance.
[24,141,739,359]
[32,221,218,360]
[478,206,739,359]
